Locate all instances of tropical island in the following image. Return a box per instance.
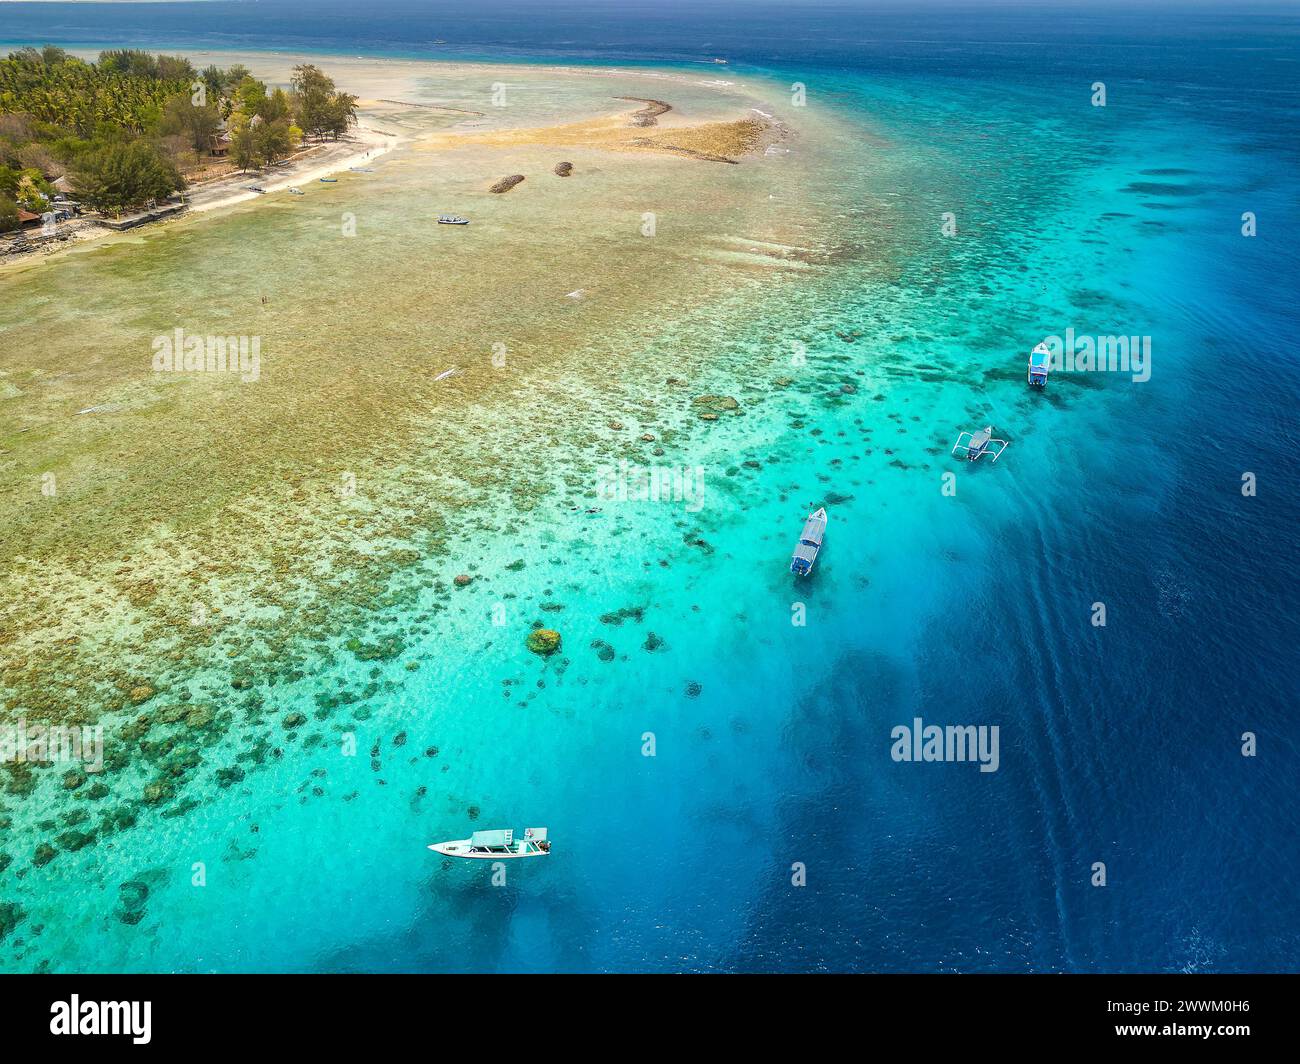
[0,46,358,229]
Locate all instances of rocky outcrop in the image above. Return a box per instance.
[526,628,561,655]
[489,174,526,194]
[553,161,573,176]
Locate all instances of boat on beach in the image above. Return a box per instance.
[437,215,469,225]
[429,827,550,859]
[286,187,304,195]
[319,177,338,183]
[790,507,827,576]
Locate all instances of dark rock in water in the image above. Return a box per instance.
[453,574,473,587]
[554,161,573,176]
[526,628,562,656]
[119,909,146,926]
[467,805,480,821]
[283,712,306,730]
[100,806,137,834]
[686,681,703,698]
[489,174,525,194]
[216,766,246,788]
[642,632,668,653]
[57,829,95,852]
[33,843,56,867]
[119,881,149,911]
[184,705,215,730]
[0,853,10,874]
[142,780,172,805]
[591,639,616,662]
[0,901,26,941]
[599,605,645,626]
[393,731,407,747]
[160,798,199,820]
[62,769,86,790]
[424,746,439,758]
[87,781,110,801]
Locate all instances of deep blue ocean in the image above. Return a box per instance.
[3,2,1298,972]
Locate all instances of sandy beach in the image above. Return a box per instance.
[1,50,780,271]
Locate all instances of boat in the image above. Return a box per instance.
[1027,342,1051,387]
[429,827,550,859]
[286,187,304,196]
[437,215,469,225]
[952,425,1009,463]
[790,507,827,576]
[433,367,458,381]
[349,167,375,173]
[245,185,267,194]
[319,177,338,183]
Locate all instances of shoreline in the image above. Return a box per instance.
[0,121,399,272]
[1,49,766,272]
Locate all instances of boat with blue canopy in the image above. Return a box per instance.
[1028,342,1051,387]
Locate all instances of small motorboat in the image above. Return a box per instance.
[319,177,338,183]
[952,426,1009,463]
[790,507,827,576]
[437,215,469,225]
[245,185,267,194]
[349,167,375,173]
[1028,342,1051,387]
[429,827,550,860]
[286,187,304,196]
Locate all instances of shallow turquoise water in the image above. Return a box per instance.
[4,6,1299,972]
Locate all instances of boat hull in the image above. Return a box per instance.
[428,839,549,859]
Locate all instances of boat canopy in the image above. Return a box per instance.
[799,508,827,546]
[525,827,548,841]
[470,829,513,848]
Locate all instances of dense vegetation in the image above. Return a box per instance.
[0,46,358,227]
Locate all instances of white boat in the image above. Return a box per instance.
[429,827,550,860]
[790,507,827,576]
[286,187,304,196]
[437,215,469,225]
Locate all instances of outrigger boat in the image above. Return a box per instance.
[952,426,1009,463]
[429,827,550,860]
[1027,342,1051,387]
[437,215,470,225]
[790,507,828,576]
[319,177,338,183]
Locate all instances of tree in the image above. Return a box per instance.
[253,118,292,166]
[291,64,336,138]
[229,121,256,173]
[0,197,19,231]
[160,92,221,154]
[71,140,183,213]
